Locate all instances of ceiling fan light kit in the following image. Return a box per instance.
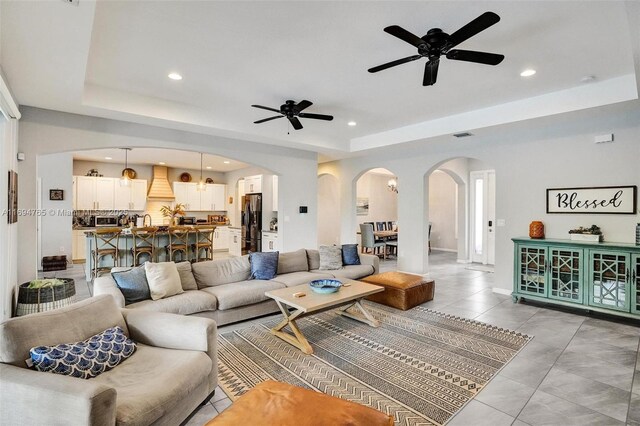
[368,11,504,86]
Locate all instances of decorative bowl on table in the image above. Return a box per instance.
[309,279,343,294]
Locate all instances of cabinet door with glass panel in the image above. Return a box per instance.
[587,250,630,312]
[632,254,640,315]
[516,245,547,297]
[548,246,583,304]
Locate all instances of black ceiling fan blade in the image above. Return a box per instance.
[298,113,334,121]
[384,25,425,48]
[254,115,283,124]
[446,49,504,65]
[447,12,500,49]
[368,55,422,73]
[423,59,439,86]
[288,116,303,130]
[293,100,313,113]
[251,104,281,113]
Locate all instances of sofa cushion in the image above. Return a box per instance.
[250,252,279,280]
[126,290,217,315]
[306,249,320,270]
[327,264,376,280]
[30,325,136,379]
[341,244,361,266]
[273,271,335,287]
[93,343,211,426]
[145,262,184,300]
[277,249,309,274]
[319,245,343,270]
[192,256,251,288]
[111,265,150,304]
[201,280,285,310]
[176,262,198,291]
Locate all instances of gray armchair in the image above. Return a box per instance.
[0,295,217,426]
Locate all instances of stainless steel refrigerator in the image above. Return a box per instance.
[241,194,262,253]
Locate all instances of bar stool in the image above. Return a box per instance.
[131,226,158,266]
[91,228,121,282]
[192,225,216,262]
[165,226,190,262]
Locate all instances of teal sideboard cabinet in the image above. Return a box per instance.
[512,238,640,320]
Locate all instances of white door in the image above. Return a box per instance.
[212,184,226,210]
[186,184,202,211]
[470,170,496,265]
[201,184,215,211]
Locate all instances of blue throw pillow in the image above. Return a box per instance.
[112,265,150,304]
[30,326,136,379]
[250,251,279,280]
[342,244,361,265]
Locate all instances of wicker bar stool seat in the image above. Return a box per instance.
[131,226,158,266]
[192,225,216,262]
[165,226,191,262]
[91,228,122,282]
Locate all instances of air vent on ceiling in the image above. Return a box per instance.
[61,0,79,6]
[453,132,473,138]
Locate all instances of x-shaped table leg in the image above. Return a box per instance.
[270,300,314,355]
[337,299,381,327]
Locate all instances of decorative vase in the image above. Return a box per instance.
[529,221,545,239]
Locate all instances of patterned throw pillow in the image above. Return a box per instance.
[111,265,150,304]
[341,244,361,266]
[250,251,279,280]
[30,326,136,379]
[319,245,343,270]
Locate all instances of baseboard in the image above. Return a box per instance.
[456,259,472,264]
[431,247,457,253]
[492,288,512,296]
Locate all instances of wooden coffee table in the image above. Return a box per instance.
[265,280,384,355]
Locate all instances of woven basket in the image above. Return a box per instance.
[16,278,76,316]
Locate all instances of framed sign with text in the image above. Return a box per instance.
[546,185,637,214]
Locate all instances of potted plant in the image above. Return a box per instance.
[160,203,186,226]
[568,225,603,242]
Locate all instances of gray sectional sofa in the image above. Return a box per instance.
[94,249,378,326]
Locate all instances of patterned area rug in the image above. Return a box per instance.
[217,303,531,426]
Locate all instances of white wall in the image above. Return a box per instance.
[355,172,398,225]
[38,152,73,260]
[319,102,640,294]
[318,174,340,246]
[17,107,318,283]
[428,171,457,251]
[0,116,18,319]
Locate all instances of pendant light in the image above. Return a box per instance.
[120,148,132,187]
[197,152,206,191]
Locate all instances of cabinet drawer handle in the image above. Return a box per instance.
[626,268,630,281]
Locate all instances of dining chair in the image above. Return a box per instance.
[165,226,191,262]
[360,223,386,259]
[192,225,215,262]
[91,228,122,284]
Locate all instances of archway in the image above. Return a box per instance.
[354,168,398,262]
[317,173,340,246]
[424,157,495,267]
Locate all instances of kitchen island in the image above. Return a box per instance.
[83,225,229,281]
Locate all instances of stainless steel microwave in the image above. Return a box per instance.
[95,216,118,227]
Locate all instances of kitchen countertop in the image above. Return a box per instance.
[81,224,231,235]
[262,230,278,234]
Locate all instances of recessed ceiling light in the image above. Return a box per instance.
[159,162,166,165]
[168,72,182,80]
[104,157,112,160]
[223,161,230,164]
[520,69,536,77]
[347,121,357,126]
[206,166,212,169]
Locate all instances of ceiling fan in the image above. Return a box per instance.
[368,11,505,86]
[251,100,334,130]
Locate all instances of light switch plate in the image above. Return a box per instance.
[497,219,506,227]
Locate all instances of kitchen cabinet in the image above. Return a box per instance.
[72,230,87,261]
[272,175,278,211]
[262,231,278,252]
[229,228,242,257]
[213,226,229,251]
[244,175,262,194]
[512,238,640,320]
[238,179,246,199]
[114,179,147,211]
[75,176,115,210]
[72,176,78,210]
[173,182,227,211]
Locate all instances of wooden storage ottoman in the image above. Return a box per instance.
[361,271,434,310]
[205,380,393,426]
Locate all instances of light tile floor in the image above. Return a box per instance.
[58,251,640,425]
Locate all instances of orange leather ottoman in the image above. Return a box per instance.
[205,380,393,426]
[361,271,435,310]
